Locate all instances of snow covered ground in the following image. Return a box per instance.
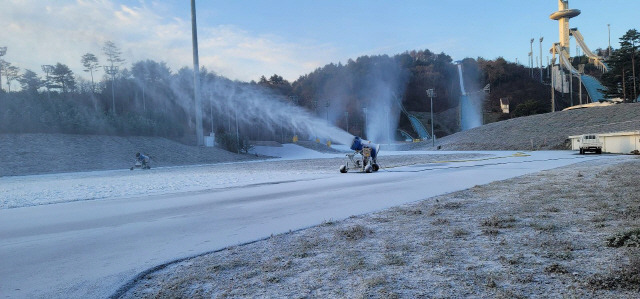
[121,155,640,299]
[0,144,482,209]
[0,145,625,298]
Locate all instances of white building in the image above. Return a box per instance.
[569,131,640,154]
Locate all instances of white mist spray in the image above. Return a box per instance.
[360,56,409,144]
[203,78,354,145]
[456,62,482,131]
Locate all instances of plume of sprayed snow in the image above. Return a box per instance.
[455,62,483,131]
[364,85,402,143]
[360,57,409,144]
[130,58,410,147]
[203,78,354,145]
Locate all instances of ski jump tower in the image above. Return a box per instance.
[550,0,580,57]
[550,0,608,110]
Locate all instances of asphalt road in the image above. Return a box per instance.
[0,151,613,298]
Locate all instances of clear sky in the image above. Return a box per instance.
[2,0,638,84]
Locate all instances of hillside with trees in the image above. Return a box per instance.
[1,29,636,145]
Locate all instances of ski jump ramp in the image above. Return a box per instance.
[554,43,607,103]
[398,102,431,140]
[570,29,608,72]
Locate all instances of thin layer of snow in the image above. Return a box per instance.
[250,143,344,160]
[0,148,620,299]
[0,145,490,209]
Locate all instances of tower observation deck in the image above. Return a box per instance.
[549,0,608,106]
[549,1,580,55]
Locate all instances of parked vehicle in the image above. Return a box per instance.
[579,134,602,154]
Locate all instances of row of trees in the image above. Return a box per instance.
[0,41,125,96]
[1,28,637,143]
[601,29,640,101]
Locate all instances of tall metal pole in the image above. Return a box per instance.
[111,70,115,113]
[632,39,637,101]
[539,37,544,83]
[569,65,573,106]
[210,93,214,133]
[430,95,434,147]
[235,106,240,153]
[191,0,204,146]
[608,24,611,57]
[551,46,557,112]
[530,38,534,78]
[427,89,436,147]
[578,64,584,104]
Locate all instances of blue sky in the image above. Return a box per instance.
[2,0,638,84]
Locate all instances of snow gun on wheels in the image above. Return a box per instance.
[340,136,380,173]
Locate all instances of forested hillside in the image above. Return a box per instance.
[0,42,585,144]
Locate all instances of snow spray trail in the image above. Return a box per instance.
[456,63,482,131]
[361,57,409,144]
[203,79,354,145]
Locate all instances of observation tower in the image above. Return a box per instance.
[549,0,580,56]
[549,0,609,107]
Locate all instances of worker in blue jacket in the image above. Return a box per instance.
[133,152,151,169]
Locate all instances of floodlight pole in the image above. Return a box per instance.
[191,0,204,146]
[607,24,611,57]
[427,89,436,147]
[530,38,534,78]
[539,37,544,83]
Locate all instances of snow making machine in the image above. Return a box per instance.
[340,136,380,173]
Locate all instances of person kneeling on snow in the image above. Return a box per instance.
[134,152,151,169]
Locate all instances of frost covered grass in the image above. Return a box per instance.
[119,157,640,298]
